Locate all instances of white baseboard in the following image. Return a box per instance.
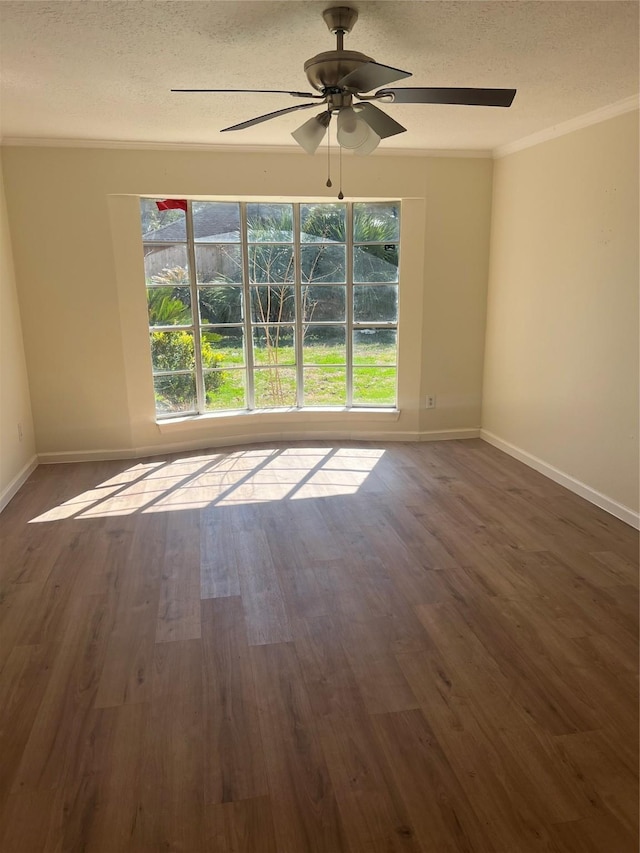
[36,428,481,465]
[419,428,480,442]
[0,455,38,513]
[480,430,639,530]
[38,447,139,464]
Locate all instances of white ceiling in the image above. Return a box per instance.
[1,1,638,153]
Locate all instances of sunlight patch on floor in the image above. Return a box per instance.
[29,448,386,522]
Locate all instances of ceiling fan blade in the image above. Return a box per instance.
[354,102,406,139]
[220,102,320,132]
[172,88,323,99]
[338,61,412,93]
[374,87,517,107]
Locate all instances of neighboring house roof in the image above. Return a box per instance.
[143,203,240,242]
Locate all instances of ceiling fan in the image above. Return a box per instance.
[172,5,516,156]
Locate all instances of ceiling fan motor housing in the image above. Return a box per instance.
[304,50,373,93]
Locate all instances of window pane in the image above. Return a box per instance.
[141,199,186,242]
[247,203,293,242]
[254,368,297,408]
[353,244,399,283]
[144,246,189,284]
[248,245,294,283]
[354,285,398,322]
[153,373,196,416]
[195,245,242,284]
[147,287,192,326]
[150,330,194,371]
[204,369,246,410]
[303,326,346,364]
[301,245,346,283]
[353,202,400,242]
[353,329,397,365]
[202,328,244,367]
[300,204,346,243]
[192,202,240,242]
[252,326,295,365]
[250,286,295,323]
[199,286,243,324]
[352,367,397,406]
[301,286,345,322]
[304,368,346,405]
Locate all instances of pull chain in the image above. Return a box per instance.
[338,143,344,200]
[326,117,332,188]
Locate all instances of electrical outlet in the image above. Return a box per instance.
[425,395,436,409]
[17,422,23,442]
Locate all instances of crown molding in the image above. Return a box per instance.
[4,94,636,161]
[493,94,640,159]
[0,135,491,158]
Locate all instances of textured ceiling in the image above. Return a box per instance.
[0,1,638,152]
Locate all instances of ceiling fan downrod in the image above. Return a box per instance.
[322,6,359,50]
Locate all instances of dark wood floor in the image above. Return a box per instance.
[0,439,637,852]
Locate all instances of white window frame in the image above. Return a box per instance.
[142,200,400,418]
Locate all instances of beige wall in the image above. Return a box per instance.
[2,146,493,458]
[0,154,36,505]
[482,110,639,517]
[0,153,36,505]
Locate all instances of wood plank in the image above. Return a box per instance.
[250,642,348,853]
[371,708,498,853]
[234,526,292,646]
[207,797,278,853]
[138,638,205,852]
[318,713,423,853]
[155,509,201,643]
[95,513,166,708]
[201,596,268,803]
[200,507,241,598]
[11,590,116,794]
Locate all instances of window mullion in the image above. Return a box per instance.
[346,202,354,408]
[186,202,205,413]
[293,204,303,408]
[240,202,255,410]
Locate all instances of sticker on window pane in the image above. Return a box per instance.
[353,202,400,242]
[354,285,398,322]
[248,245,294,283]
[353,329,397,365]
[301,244,346,283]
[250,286,295,323]
[201,328,245,367]
[254,367,297,408]
[247,203,293,242]
[147,287,192,326]
[353,244,398,283]
[199,286,243,325]
[204,368,246,411]
[195,245,242,284]
[192,202,240,242]
[303,368,346,406]
[303,326,346,364]
[300,204,346,243]
[141,199,187,242]
[144,246,189,286]
[352,367,396,407]
[153,373,196,416]
[253,326,295,365]
[150,330,195,372]
[301,286,346,322]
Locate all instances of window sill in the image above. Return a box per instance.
[156,407,401,433]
